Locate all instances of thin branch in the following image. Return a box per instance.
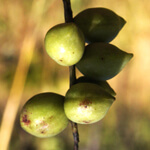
[62,0,80,150]
[69,65,79,150]
[62,0,73,23]
[69,65,76,86]
[70,119,79,150]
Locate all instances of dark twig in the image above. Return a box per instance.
[70,120,79,150]
[69,66,79,150]
[62,0,73,23]
[62,0,79,150]
[69,65,76,86]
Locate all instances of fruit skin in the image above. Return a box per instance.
[76,76,116,96]
[64,83,115,124]
[76,42,133,81]
[74,7,126,43]
[44,22,85,66]
[20,93,69,138]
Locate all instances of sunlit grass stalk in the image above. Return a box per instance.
[0,35,35,150]
[0,0,47,149]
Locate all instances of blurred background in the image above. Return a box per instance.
[0,0,150,150]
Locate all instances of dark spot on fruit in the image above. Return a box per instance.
[79,99,92,108]
[22,114,30,125]
[60,59,63,62]
[39,121,49,134]
[49,116,54,120]
[41,130,46,134]
[72,52,74,54]
[40,121,48,129]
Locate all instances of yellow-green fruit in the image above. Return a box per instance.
[74,8,126,43]
[20,93,68,138]
[44,23,85,66]
[76,76,116,96]
[76,43,133,81]
[64,83,115,124]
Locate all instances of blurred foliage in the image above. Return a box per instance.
[0,0,150,150]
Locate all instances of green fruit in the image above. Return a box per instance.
[20,93,68,138]
[44,23,85,66]
[76,43,133,81]
[74,8,126,43]
[64,83,115,124]
[76,76,116,96]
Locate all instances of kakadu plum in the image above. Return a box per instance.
[64,83,115,124]
[44,23,85,66]
[20,93,69,138]
[76,43,133,81]
[74,7,126,43]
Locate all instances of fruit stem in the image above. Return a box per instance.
[69,65,76,86]
[62,0,73,22]
[62,0,79,150]
[69,66,79,150]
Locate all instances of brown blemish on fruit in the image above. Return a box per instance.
[59,59,63,62]
[41,121,48,129]
[79,99,92,108]
[39,121,49,134]
[49,116,54,120]
[41,130,46,134]
[22,114,30,125]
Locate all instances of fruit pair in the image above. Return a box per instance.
[20,80,115,138]
[44,7,128,67]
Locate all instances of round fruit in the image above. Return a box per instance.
[64,83,115,124]
[20,93,69,138]
[76,76,116,96]
[44,23,85,66]
[74,7,126,43]
[76,42,133,81]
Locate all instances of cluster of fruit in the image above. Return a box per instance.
[20,8,133,138]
